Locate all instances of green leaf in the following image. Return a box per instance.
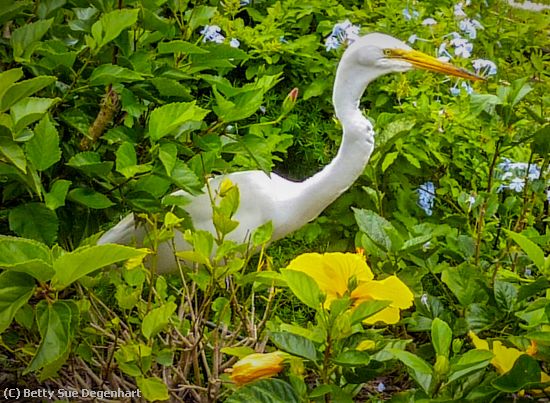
[431,318,452,358]
[158,142,177,175]
[11,97,58,133]
[447,349,493,383]
[9,202,58,246]
[225,379,300,403]
[11,18,53,62]
[524,331,550,345]
[157,40,208,55]
[0,75,56,112]
[252,221,273,247]
[141,301,177,340]
[89,64,144,86]
[508,78,532,107]
[390,349,433,395]
[270,331,318,362]
[148,101,208,141]
[281,269,321,310]
[492,354,541,392]
[52,244,147,289]
[0,136,26,172]
[506,230,545,271]
[494,281,517,312]
[381,151,399,171]
[0,235,54,281]
[350,300,390,325]
[0,271,35,334]
[354,208,399,252]
[25,115,60,171]
[68,188,114,209]
[45,179,71,210]
[470,94,502,117]
[90,9,139,51]
[25,300,75,374]
[212,87,264,122]
[441,265,489,306]
[334,350,370,367]
[66,151,113,177]
[0,68,24,99]
[116,142,151,178]
[136,376,169,402]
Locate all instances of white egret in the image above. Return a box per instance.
[99,33,481,273]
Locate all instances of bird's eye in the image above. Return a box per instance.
[383,49,392,57]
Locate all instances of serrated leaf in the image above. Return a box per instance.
[0,271,35,334]
[45,180,71,210]
[66,151,113,177]
[11,97,58,133]
[11,18,53,61]
[25,115,60,171]
[148,101,208,141]
[0,75,56,112]
[158,142,177,175]
[9,202,58,246]
[52,244,147,289]
[68,188,114,209]
[89,64,143,86]
[0,136,26,172]
[0,235,53,281]
[90,9,139,51]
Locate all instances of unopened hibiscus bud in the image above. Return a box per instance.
[226,352,285,386]
[281,87,299,115]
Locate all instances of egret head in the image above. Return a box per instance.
[343,33,482,81]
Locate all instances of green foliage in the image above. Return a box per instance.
[0,0,548,401]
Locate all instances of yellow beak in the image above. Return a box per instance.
[389,48,484,81]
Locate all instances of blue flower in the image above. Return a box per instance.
[421,294,429,305]
[496,159,545,193]
[437,42,453,61]
[454,3,467,17]
[459,18,483,39]
[472,58,497,76]
[377,382,386,392]
[422,17,437,26]
[417,182,436,216]
[461,81,474,95]
[229,38,240,48]
[201,25,225,43]
[450,37,473,58]
[402,7,419,21]
[325,19,360,51]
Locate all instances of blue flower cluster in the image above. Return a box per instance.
[402,1,497,96]
[417,182,436,216]
[200,25,241,48]
[324,20,360,51]
[496,158,543,193]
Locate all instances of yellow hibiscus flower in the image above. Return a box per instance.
[469,332,550,392]
[226,352,285,386]
[286,252,414,324]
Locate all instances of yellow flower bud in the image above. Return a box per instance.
[226,352,285,386]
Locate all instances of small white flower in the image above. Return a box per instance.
[407,34,418,44]
[421,294,429,305]
[459,18,483,39]
[468,195,476,207]
[472,59,497,76]
[240,0,250,5]
[509,177,525,192]
[229,38,240,48]
[201,25,225,43]
[259,105,266,114]
[450,85,461,96]
[454,3,467,17]
[422,18,437,26]
[377,382,386,392]
[461,81,474,95]
[524,268,532,277]
[325,35,340,51]
[402,7,419,20]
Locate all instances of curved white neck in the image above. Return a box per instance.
[291,62,381,223]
